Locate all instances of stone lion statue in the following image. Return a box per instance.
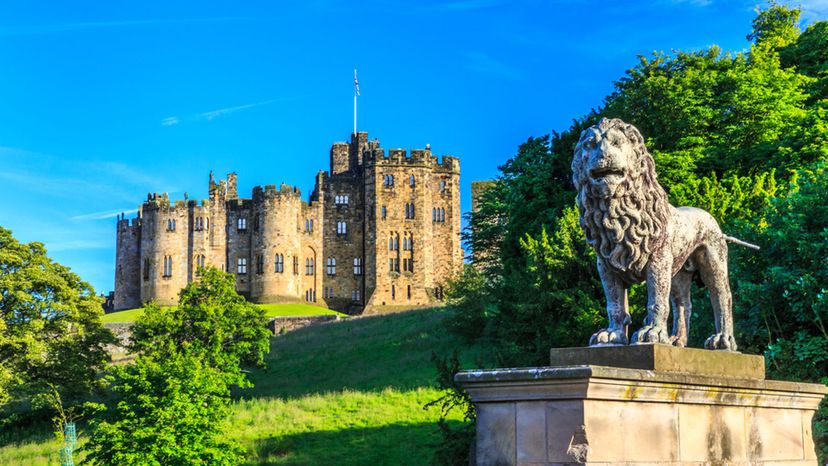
[571,118,758,350]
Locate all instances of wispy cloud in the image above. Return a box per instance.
[161,97,299,126]
[796,0,828,21]
[431,0,502,11]
[466,52,525,81]
[0,17,259,37]
[670,0,712,6]
[47,239,112,252]
[71,208,138,221]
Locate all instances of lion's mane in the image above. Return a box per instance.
[572,118,671,277]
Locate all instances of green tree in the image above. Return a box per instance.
[84,267,269,465]
[84,352,243,466]
[0,227,114,417]
[130,267,270,387]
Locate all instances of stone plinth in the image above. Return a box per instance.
[456,345,827,466]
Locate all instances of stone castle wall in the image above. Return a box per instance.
[113,131,462,313]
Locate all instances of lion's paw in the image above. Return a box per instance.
[669,335,686,348]
[704,333,737,351]
[630,325,670,345]
[589,328,628,346]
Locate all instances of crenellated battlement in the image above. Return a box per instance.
[363,146,459,172]
[252,183,302,202]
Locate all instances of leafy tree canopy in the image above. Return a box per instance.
[0,226,113,415]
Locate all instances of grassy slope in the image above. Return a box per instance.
[0,308,484,465]
[101,303,342,323]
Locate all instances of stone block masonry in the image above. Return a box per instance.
[113,131,462,313]
[457,344,828,466]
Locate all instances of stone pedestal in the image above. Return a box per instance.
[456,345,827,466]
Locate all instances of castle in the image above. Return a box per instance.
[113,131,462,313]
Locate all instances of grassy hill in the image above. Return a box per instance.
[101,302,343,323]
[0,308,486,465]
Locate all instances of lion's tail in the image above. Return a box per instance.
[724,235,760,251]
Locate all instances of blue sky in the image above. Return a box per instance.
[1,0,825,294]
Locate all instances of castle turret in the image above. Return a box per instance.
[113,214,141,311]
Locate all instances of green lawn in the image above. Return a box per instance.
[0,308,487,465]
[101,303,342,323]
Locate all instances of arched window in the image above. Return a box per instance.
[405,203,415,219]
[275,254,284,273]
[305,257,315,275]
[326,257,336,276]
[439,180,446,192]
[167,219,176,232]
[163,255,173,277]
[384,174,394,187]
[336,221,347,236]
[237,217,247,231]
[381,206,387,220]
[409,175,415,187]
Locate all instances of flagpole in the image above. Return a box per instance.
[353,68,359,135]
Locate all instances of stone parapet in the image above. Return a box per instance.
[457,348,827,466]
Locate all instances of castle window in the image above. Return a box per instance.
[335,195,349,205]
[195,255,205,275]
[353,258,363,275]
[389,234,399,251]
[167,219,176,232]
[256,254,264,274]
[326,257,336,276]
[293,256,299,275]
[237,217,247,231]
[305,219,313,233]
[254,214,261,233]
[336,221,347,236]
[275,254,284,273]
[143,258,150,281]
[392,285,396,300]
[383,174,394,187]
[206,218,209,230]
[389,258,399,273]
[351,289,361,302]
[436,285,444,300]
[195,217,202,231]
[439,180,447,192]
[410,175,415,188]
[163,255,172,277]
[403,258,414,273]
[432,207,445,223]
[237,257,248,275]
[381,206,387,220]
[407,285,411,300]
[405,203,415,219]
[305,258,315,275]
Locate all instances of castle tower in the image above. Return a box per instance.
[113,214,142,310]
